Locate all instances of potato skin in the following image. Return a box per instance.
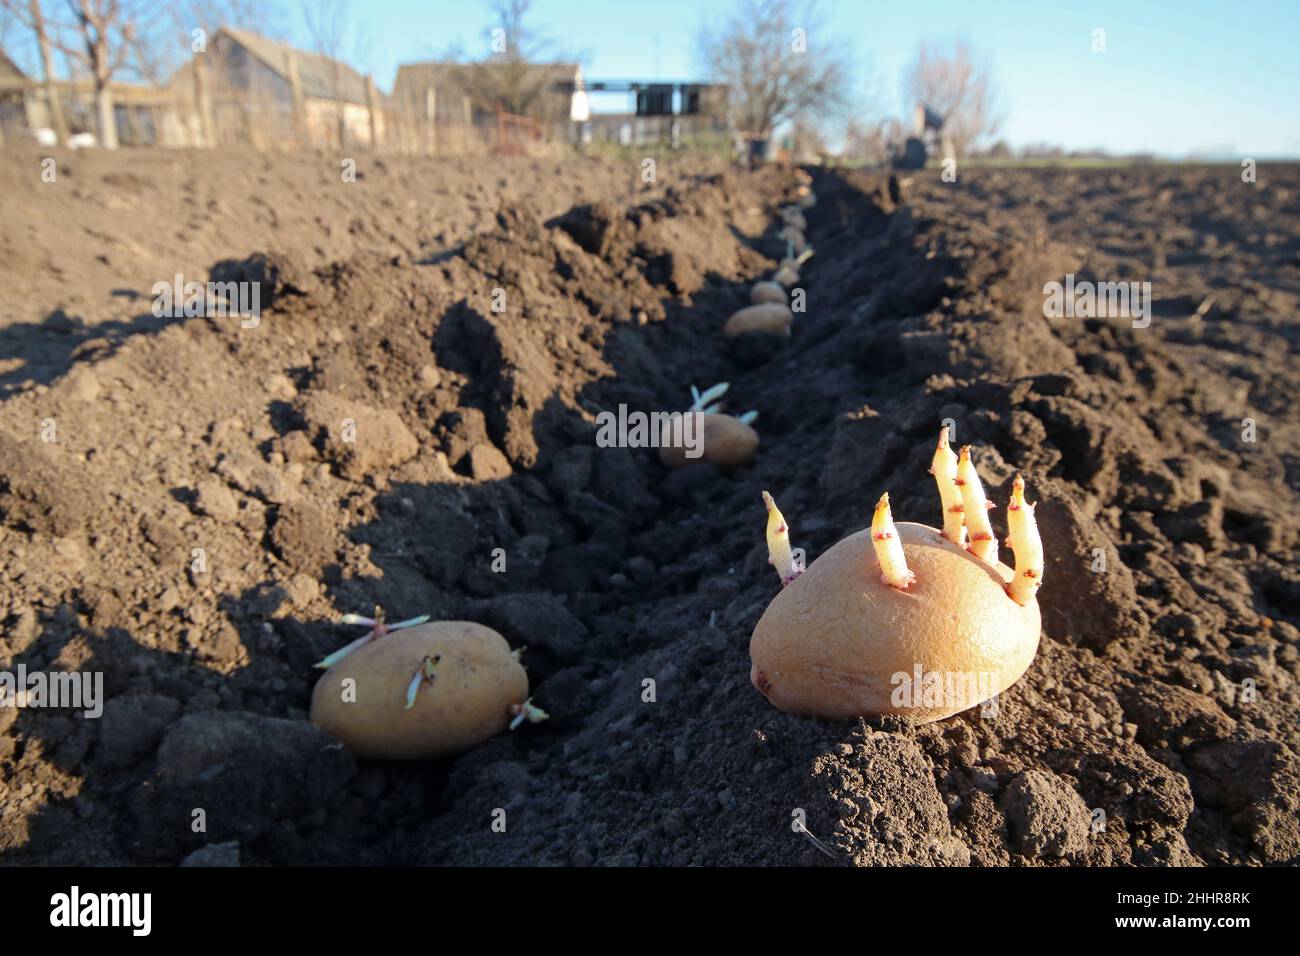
[310,621,528,760]
[750,281,789,306]
[725,302,793,338]
[749,522,1039,722]
[658,413,758,470]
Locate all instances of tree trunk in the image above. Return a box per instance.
[95,82,118,148]
[30,0,69,147]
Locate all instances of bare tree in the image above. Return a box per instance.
[1,0,72,144]
[843,117,898,166]
[62,0,154,147]
[3,2,59,141]
[9,0,160,148]
[901,37,1003,157]
[446,0,567,121]
[696,0,853,138]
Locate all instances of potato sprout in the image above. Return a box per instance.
[762,490,800,586]
[930,425,966,547]
[1005,474,1044,606]
[956,445,998,564]
[870,493,916,590]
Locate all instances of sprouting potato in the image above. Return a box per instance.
[773,249,812,288]
[311,620,536,760]
[658,412,758,470]
[725,302,793,338]
[749,430,1043,723]
[750,280,789,306]
[657,382,759,470]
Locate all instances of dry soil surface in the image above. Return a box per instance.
[1,148,1297,866]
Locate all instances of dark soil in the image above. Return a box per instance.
[1,149,1297,866]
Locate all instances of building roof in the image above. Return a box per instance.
[0,47,28,81]
[392,59,579,112]
[222,27,373,104]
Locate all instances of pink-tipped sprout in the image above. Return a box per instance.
[871,493,916,590]
[956,446,998,564]
[930,426,967,547]
[1004,474,1044,606]
[763,491,801,586]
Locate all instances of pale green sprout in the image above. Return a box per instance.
[689,382,757,425]
[509,698,550,730]
[404,654,442,710]
[314,607,432,669]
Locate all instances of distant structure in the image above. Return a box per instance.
[891,103,952,170]
[0,44,169,145]
[560,79,730,147]
[0,48,26,139]
[166,27,385,148]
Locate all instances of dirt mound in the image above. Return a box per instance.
[1,156,1297,867]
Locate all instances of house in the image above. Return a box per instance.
[166,27,384,148]
[0,48,27,140]
[0,46,168,146]
[582,82,730,147]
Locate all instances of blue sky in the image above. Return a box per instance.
[4,0,1297,156]
[296,0,1298,158]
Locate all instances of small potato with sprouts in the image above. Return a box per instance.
[658,382,758,470]
[749,429,1044,723]
[773,248,813,288]
[725,302,793,338]
[750,280,789,306]
[310,614,546,760]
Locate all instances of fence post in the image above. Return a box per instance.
[285,49,306,141]
[425,85,436,154]
[366,74,379,148]
[194,54,215,146]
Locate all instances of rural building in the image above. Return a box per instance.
[0,46,171,146]
[0,48,26,139]
[166,27,384,148]
[581,82,730,147]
